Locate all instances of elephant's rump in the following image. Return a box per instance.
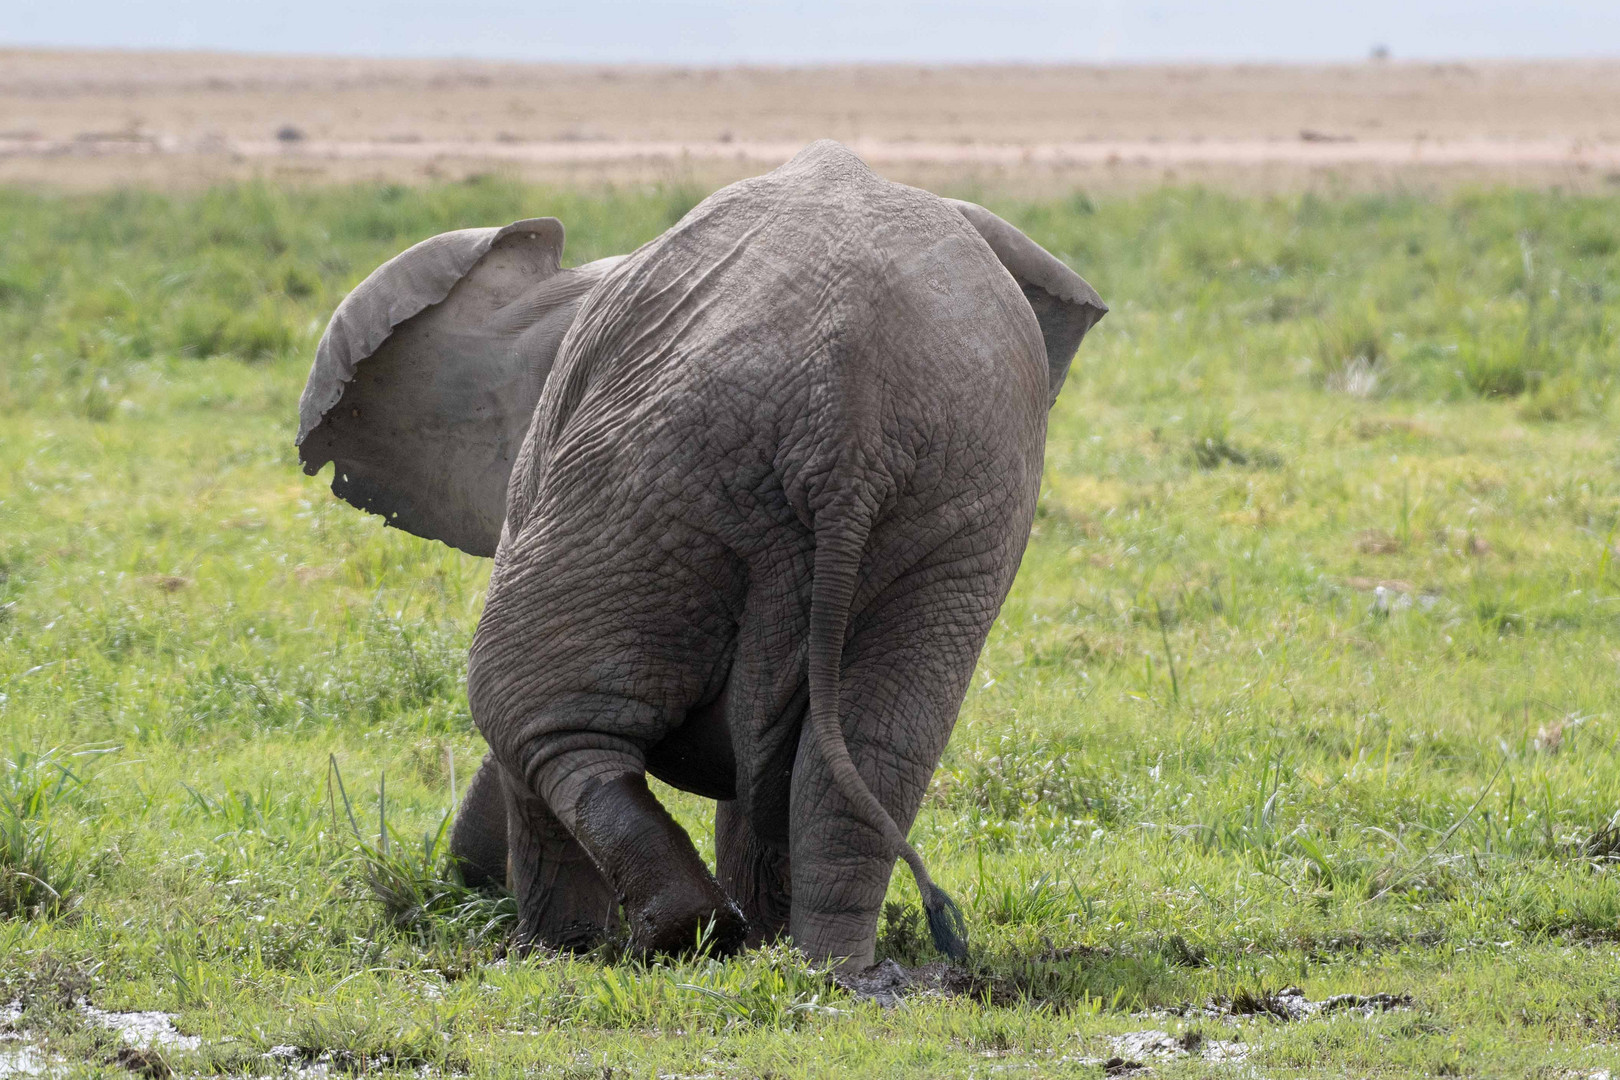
[480,140,1049,804]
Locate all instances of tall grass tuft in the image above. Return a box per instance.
[0,749,92,919]
[672,942,842,1031]
[1317,306,1386,397]
[973,870,1083,928]
[565,941,840,1032]
[933,727,1114,826]
[327,757,515,947]
[1458,339,1541,398]
[0,810,82,920]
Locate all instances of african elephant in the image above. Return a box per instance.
[297,141,1105,967]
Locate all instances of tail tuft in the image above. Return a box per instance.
[922,883,969,962]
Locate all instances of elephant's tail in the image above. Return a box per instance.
[806,493,968,963]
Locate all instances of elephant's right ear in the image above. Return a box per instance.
[297,218,606,557]
[947,199,1107,404]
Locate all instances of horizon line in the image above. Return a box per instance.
[8,43,1620,67]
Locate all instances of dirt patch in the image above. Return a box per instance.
[1344,576,1417,593]
[1355,529,1403,555]
[1105,1028,1250,1068]
[112,1047,172,1079]
[79,1005,199,1053]
[0,1000,199,1079]
[1355,417,1438,441]
[141,575,189,592]
[6,50,1620,192]
[840,959,1014,1008]
[1162,985,1414,1021]
[5,133,1619,196]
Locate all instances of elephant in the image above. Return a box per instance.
[296,141,1105,967]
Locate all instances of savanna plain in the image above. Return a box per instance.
[3,166,1620,1078]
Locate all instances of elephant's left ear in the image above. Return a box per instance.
[947,199,1107,403]
[296,218,604,557]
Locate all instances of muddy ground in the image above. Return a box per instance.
[3,49,1619,192]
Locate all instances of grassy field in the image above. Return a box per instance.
[2,175,1620,1077]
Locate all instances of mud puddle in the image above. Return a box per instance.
[1067,1028,1252,1074]
[845,961,1409,1016]
[840,959,1007,1007]
[1154,985,1414,1022]
[1080,987,1415,1074]
[844,966,1416,1074]
[0,1000,45,1080]
[0,999,198,1078]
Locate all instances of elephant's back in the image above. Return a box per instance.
[661,141,1050,419]
[511,139,1049,579]
[488,144,1053,794]
[531,142,1048,501]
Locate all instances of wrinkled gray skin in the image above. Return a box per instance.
[297,141,1105,967]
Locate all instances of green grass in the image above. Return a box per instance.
[2,176,1620,1076]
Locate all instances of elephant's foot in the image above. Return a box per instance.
[504,767,620,952]
[789,906,880,970]
[574,773,748,957]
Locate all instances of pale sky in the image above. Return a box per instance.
[8,0,1620,63]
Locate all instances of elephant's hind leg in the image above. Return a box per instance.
[788,548,1009,967]
[499,762,619,952]
[470,512,750,957]
[567,766,749,957]
[497,700,749,958]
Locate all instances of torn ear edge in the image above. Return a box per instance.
[295,216,566,452]
[946,199,1107,403]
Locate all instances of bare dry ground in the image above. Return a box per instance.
[4,48,1620,191]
